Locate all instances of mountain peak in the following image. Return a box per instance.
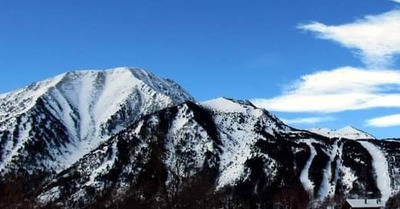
[309,126,375,140]
[0,67,193,173]
[338,125,359,132]
[200,97,255,113]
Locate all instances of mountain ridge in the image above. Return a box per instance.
[0,68,400,209]
[0,67,193,174]
[34,98,400,209]
[308,126,375,140]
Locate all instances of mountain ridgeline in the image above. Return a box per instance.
[0,68,399,209]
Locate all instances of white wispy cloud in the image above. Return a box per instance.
[282,116,335,125]
[298,9,400,67]
[366,114,400,127]
[254,2,400,127]
[251,66,400,113]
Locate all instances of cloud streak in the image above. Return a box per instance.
[281,116,335,125]
[254,2,400,128]
[298,10,400,67]
[366,114,400,127]
[252,66,400,113]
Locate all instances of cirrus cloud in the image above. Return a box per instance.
[281,116,335,125]
[366,114,400,127]
[254,1,400,128]
[298,9,400,67]
[251,66,400,113]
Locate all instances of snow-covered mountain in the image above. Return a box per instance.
[309,126,375,140]
[0,67,193,174]
[1,69,400,209]
[36,98,304,208]
[35,98,400,209]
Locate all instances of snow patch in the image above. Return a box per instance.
[300,140,317,194]
[359,141,391,203]
[318,140,338,199]
[341,165,358,193]
[85,143,117,186]
[309,126,375,140]
[37,187,61,204]
[201,97,248,113]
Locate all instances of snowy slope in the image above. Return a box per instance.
[309,126,375,140]
[36,99,323,208]
[31,98,400,209]
[0,67,193,173]
[37,101,222,207]
[200,97,291,187]
[300,140,317,194]
[1,69,400,209]
[359,141,392,203]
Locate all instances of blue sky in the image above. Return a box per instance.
[1,0,399,138]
